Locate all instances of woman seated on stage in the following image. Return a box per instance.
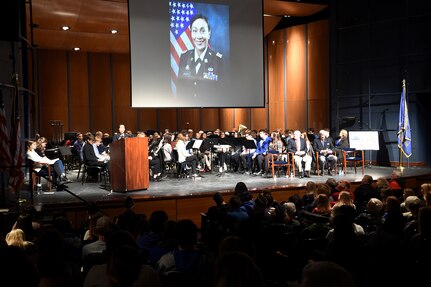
[176,133,200,178]
[26,140,70,184]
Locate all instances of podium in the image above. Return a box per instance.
[110,137,149,192]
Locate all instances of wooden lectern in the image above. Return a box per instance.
[110,137,149,192]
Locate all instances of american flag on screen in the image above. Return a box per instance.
[170,1,196,96]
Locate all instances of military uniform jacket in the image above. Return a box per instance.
[177,48,223,98]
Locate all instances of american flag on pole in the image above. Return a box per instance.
[0,91,11,169]
[170,1,196,96]
[9,75,24,193]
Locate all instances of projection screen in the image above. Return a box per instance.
[129,0,264,108]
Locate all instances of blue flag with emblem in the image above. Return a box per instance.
[397,80,412,158]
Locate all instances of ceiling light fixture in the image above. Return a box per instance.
[61,26,70,31]
[73,47,80,51]
[111,29,118,34]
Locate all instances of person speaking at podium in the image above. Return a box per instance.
[112,124,129,141]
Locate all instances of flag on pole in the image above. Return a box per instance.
[9,74,24,193]
[0,91,11,168]
[397,80,412,158]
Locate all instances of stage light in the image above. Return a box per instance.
[111,29,118,34]
[73,47,80,51]
[61,26,70,31]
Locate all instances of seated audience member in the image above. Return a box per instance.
[300,261,355,287]
[312,194,332,217]
[303,181,317,211]
[115,196,145,237]
[354,175,379,212]
[215,252,264,287]
[388,169,405,195]
[332,191,356,212]
[84,230,161,287]
[81,216,112,261]
[224,195,249,235]
[287,130,312,178]
[313,130,337,176]
[419,183,431,206]
[5,228,35,253]
[156,219,213,287]
[355,198,384,233]
[400,188,416,212]
[26,140,71,184]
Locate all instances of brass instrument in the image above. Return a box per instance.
[238,124,247,136]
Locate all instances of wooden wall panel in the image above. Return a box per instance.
[286,25,307,131]
[89,53,112,133]
[178,108,201,131]
[219,108,235,131]
[308,20,329,130]
[157,109,176,132]
[112,53,138,133]
[201,108,219,131]
[138,109,157,131]
[251,108,267,130]
[234,108,250,129]
[38,50,68,138]
[268,30,286,132]
[69,51,89,133]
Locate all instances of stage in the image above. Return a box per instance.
[9,166,431,209]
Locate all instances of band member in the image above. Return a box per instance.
[240,130,257,174]
[252,129,272,175]
[176,133,201,178]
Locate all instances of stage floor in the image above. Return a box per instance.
[6,165,430,211]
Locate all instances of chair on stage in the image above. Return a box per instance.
[342,148,365,174]
[80,153,108,185]
[28,159,53,193]
[315,151,338,176]
[266,150,291,179]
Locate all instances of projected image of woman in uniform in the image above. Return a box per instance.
[177,14,223,97]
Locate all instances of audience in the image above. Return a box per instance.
[2,174,430,287]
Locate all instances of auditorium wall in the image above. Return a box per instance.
[30,20,329,138]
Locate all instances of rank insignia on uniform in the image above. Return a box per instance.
[208,67,213,72]
[216,52,223,58]
[185,65,190,71]
[204,58,208,63]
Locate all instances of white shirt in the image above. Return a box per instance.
[176,140,190,163]
[27,150,58,172]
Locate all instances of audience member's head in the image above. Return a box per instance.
[300,261,355,287]
[215,251,264,287]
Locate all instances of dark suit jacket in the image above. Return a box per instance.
[287,138,307,154]
[83,143,100,165]
[112,133,129,142]
[313,138,334,153]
